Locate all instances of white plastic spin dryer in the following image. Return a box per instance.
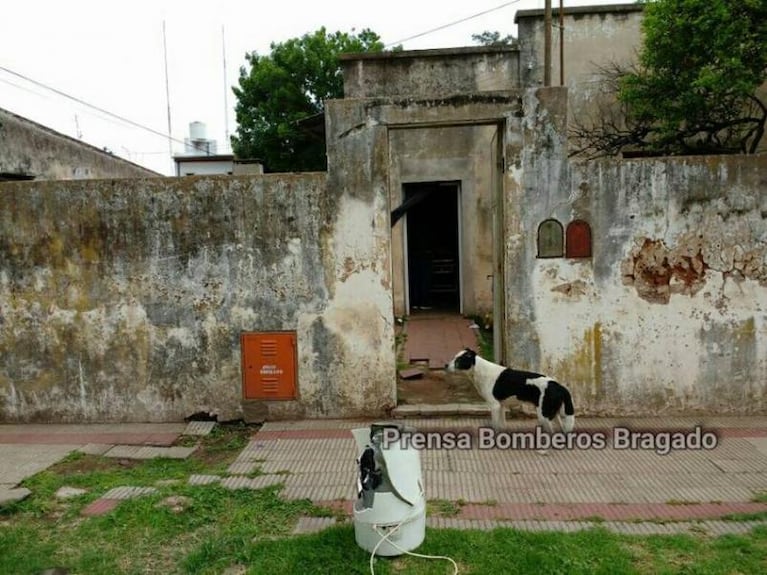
[351,423,426,557]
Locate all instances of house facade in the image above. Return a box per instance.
[0,4,765,423]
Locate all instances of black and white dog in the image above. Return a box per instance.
[446,348,575,433]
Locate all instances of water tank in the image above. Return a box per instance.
[189,121,207,141]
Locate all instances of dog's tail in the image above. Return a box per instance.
[561,391,575,433]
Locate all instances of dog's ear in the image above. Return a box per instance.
[455,348,477,370]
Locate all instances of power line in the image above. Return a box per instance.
[2,2,522,155]
[385,0,523,48]
[0,76,149,140]
[0,76,50,99]
[0,64,190,149]
[0,74,186,158]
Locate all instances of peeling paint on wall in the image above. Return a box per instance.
[622,238,708,304]
[621,203,767,305]
[551,279,588,299]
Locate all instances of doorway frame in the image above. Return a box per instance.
[382,119,508,362]
[386,117,510,370]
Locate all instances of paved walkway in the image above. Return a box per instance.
[401,312,479,369]
[252,415,767,529]
[0,422,188,504]
[3,416,767,537]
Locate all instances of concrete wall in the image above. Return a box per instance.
[0,174,396,422]
[340,46,520,98]
[506,132,767,415]
[0,107,160,180]
[516,4,644,135]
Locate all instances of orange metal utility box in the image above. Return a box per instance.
[241,331,297,400]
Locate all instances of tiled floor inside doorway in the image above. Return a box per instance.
[396,311,484,405]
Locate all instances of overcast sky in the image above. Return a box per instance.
[0,0,634,175]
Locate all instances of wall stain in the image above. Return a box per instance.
[310,316,344,416]
[553,322,602,401]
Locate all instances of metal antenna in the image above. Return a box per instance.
[163,20,174,175]
[544,0,552,86]
[559,0,565,85]
[222,25,230,147]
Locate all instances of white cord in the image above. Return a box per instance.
[368,515,459,575]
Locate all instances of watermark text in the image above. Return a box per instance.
[380,426,718,455]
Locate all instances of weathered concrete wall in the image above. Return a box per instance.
[0,107,161,180]
[516,4,644,133]
[503,87,568,372]
[340,47,520,99]
[508,122,767,416]
[388,124,497,317]
[0,173,396,422]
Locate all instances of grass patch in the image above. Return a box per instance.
[752,491,767,504]
[721,511,767,522]
[427,499,465,517]
[395,322,409,371]
[307,501,349,523]
[472,314,494,362]
[190,421,256,467]
[4,495,767,575]
[0,483,314,575]
[243,525,767,575]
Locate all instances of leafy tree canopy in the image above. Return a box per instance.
[572,0,767,157]
[471,30,515,46]
[232,28,385,172]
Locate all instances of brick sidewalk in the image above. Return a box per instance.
[0,423,185,446]
[0,422,188,505]
[4,417,767,536]
[250,416,767,523]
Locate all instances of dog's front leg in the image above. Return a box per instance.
[536,406,554,455]
[490,401,504,431]
[537,412,554,434]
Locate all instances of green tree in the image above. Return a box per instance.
[232,28,385,173]
[471,31,515,46]
[571,0,767,157]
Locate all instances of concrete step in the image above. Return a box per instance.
[392,403,491,417]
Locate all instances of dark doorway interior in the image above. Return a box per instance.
[404,182,460,312]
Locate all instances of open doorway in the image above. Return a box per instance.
[395,181,480,403]
[404,181,460,314]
